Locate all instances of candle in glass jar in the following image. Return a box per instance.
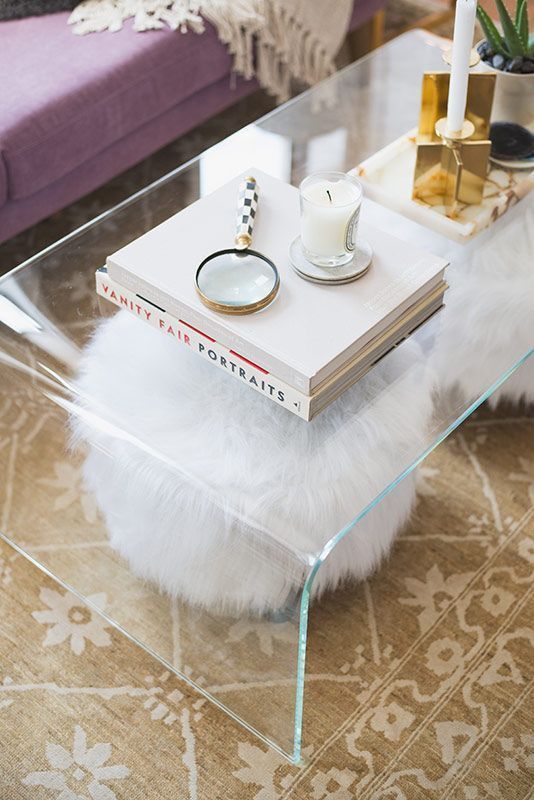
[300,173,362,267]
[447,0,477,135]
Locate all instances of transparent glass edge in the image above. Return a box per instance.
[0,529,300,764]
[293,347,534,761]
[313,348,534,566]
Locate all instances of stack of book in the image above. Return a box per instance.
[97,169,448,420]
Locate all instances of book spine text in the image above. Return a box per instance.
[95,270,310,420]
[106,261,310,392]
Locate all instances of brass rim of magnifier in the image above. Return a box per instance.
[195,248,280,315]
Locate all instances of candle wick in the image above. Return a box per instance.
[326,190,332,203]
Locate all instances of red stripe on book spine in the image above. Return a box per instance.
[229,350,269,374]
[179,319,216,342]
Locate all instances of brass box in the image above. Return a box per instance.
[413,72,496,210]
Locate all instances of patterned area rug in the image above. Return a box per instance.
[0,397,532,798]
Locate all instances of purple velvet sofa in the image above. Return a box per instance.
[0,1,385,244]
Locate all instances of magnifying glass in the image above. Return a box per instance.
[195,177,280,315]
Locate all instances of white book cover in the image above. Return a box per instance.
[95,269,444,421]
[95,268,311,420]
[107,168,448,393]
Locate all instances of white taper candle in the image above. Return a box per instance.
[447,0,477,135]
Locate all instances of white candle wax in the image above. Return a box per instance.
[447,0,477,135]
[301,178,361,259]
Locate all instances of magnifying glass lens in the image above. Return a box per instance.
[197,251,278,309]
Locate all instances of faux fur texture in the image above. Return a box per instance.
[362,196,534,409]
[436,196,534,408]
[71,313,434,615]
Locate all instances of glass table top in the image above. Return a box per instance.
[0,30,532,763]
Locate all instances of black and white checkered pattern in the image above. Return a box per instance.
[235,177,258,244]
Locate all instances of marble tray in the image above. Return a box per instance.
[352,129,534,243]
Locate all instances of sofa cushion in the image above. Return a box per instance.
[0,12,234,200]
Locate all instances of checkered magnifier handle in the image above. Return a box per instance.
[234,177,258,250]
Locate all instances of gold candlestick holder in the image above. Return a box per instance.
[413,71,496,212]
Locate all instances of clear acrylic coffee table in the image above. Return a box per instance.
[0,30,532,764]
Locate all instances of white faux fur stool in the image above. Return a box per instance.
[436,197,534,409]
[72,312,434,616]
[363,196,534,410]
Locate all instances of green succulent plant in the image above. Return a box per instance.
[477,0,534,59]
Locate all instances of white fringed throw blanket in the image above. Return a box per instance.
[68,0,353,101]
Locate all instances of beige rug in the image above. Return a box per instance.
[0,398,532,799]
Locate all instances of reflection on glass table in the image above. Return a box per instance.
[0,30,532,764]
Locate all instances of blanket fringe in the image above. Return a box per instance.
[68,0,339,101]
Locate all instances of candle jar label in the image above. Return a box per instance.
[345,207,360,252]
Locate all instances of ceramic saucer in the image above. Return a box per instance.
[289,237,373,285]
